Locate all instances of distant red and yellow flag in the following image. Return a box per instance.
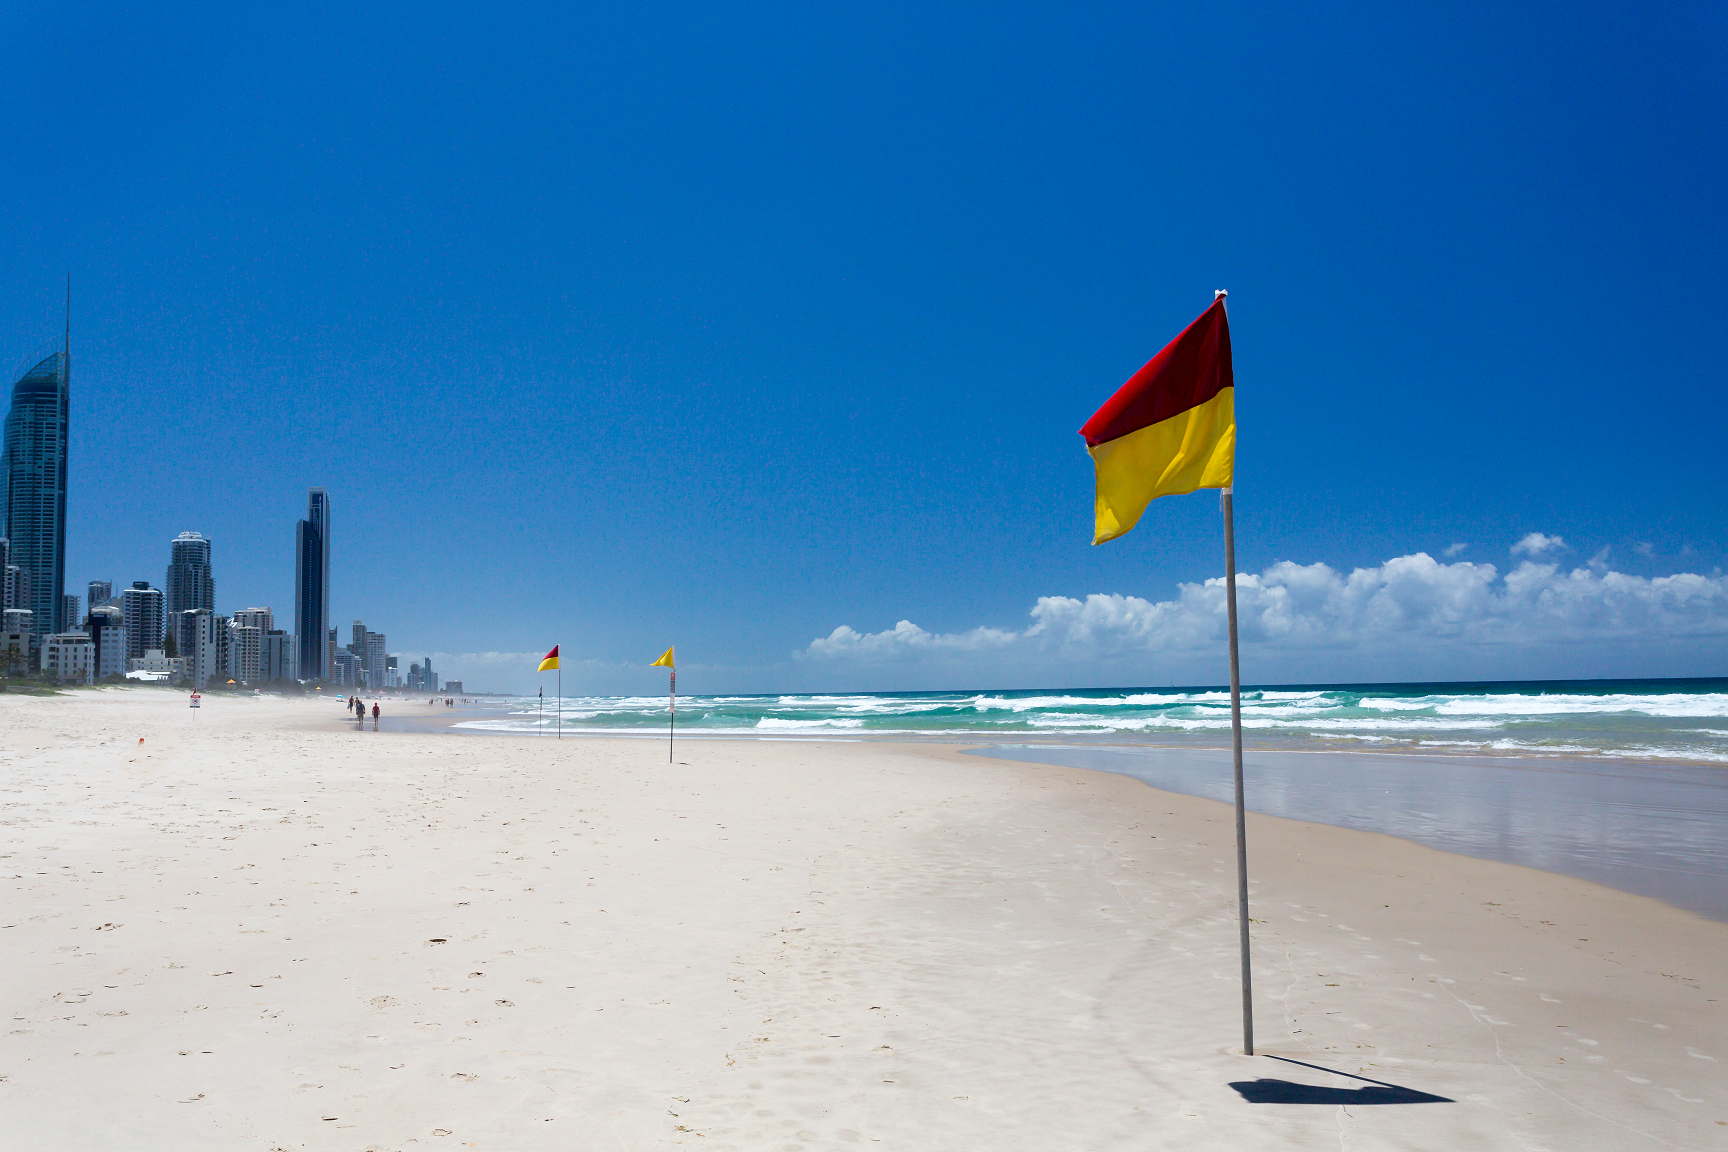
[1079,296,1235,544]
[538,645,560,672]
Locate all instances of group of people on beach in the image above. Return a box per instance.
[427,697,457,707]
[347,696,380,724]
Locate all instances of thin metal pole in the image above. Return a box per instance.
[557,666,561,739]
[669,670,675,763]
[1222,487,1254,1055]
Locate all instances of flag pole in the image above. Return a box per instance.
[669,669,675,763]
[558,664,562,739]
[1221,484,1254,1056]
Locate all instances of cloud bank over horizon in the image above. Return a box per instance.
[803,543,1728,688]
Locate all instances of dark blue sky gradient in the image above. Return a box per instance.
[2,2,1723,691]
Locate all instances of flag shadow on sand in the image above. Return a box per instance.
[1230,1056,1454,1105]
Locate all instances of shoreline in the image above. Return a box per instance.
[354,699,1728,922]
[4,688,1723,1148]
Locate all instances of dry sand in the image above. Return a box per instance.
[1,686,1723,1150]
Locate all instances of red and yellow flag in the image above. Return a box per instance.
[1079,296,1235,544]
[538,645,560,671]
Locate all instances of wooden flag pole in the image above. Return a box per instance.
[1221,484,1254,1055]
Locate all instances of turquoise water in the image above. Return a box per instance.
[456,677,1728,764]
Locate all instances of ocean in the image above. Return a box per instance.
[454,677,1728,764]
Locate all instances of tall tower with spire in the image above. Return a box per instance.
[3,277,71,635]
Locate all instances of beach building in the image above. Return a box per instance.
[385,654,398,688]
[213,615,233,682]
[228,607,273,683]
[261,629,296,681]
[126,648,185,681]
[1,608,32,674]
[120,582,164,659]
[423,655,437,692]
[228,623,263,683]
[3,337,69,636]
[445,680,463,694]
[233,606,273,632]
[332,647,358,686]
[366,631,386,687]
[61,594,78,633]
[87,580,112,609]
[85,605,127,679]
[177,608,217,689]
[40,632,92,682]
[165,532,214,620]
[294,488,330,681]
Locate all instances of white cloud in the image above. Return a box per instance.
[1443,542,1469,557]
[1512,532,1566,556]
[807,620,1018,659]
[1636,541,1656,558]
[802,544,1728,684]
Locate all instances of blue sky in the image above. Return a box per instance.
[2,2,1723,694]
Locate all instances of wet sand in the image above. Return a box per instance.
[975,743,1728,921]
[1,686,1723,1149]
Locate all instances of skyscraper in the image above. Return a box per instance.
[165,532,214,619]
[120,582,165,660]
[3,291,70,636]
[366,631,386,689]
[87,580,112,610]
[295,488,330,681]
[61,593,79,631]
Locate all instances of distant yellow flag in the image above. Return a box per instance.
[650,647,675,669]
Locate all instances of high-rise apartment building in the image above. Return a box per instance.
[3,312,69,636]
[61,594,79,632]
[177,608,217,689]
[294,488,330,681]
[120,582,165,659]
[86,605,126,680]
[233,607,273,633]
[262,630,296,682]
[228,621,263,683]
[87,580,112,610]
[423,655,437,693]
[165,532,214,620]
[366,631,386,689]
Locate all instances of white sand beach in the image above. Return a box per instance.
[2,687,1723,1150]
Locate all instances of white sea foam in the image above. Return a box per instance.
[1433,693,1728,717]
